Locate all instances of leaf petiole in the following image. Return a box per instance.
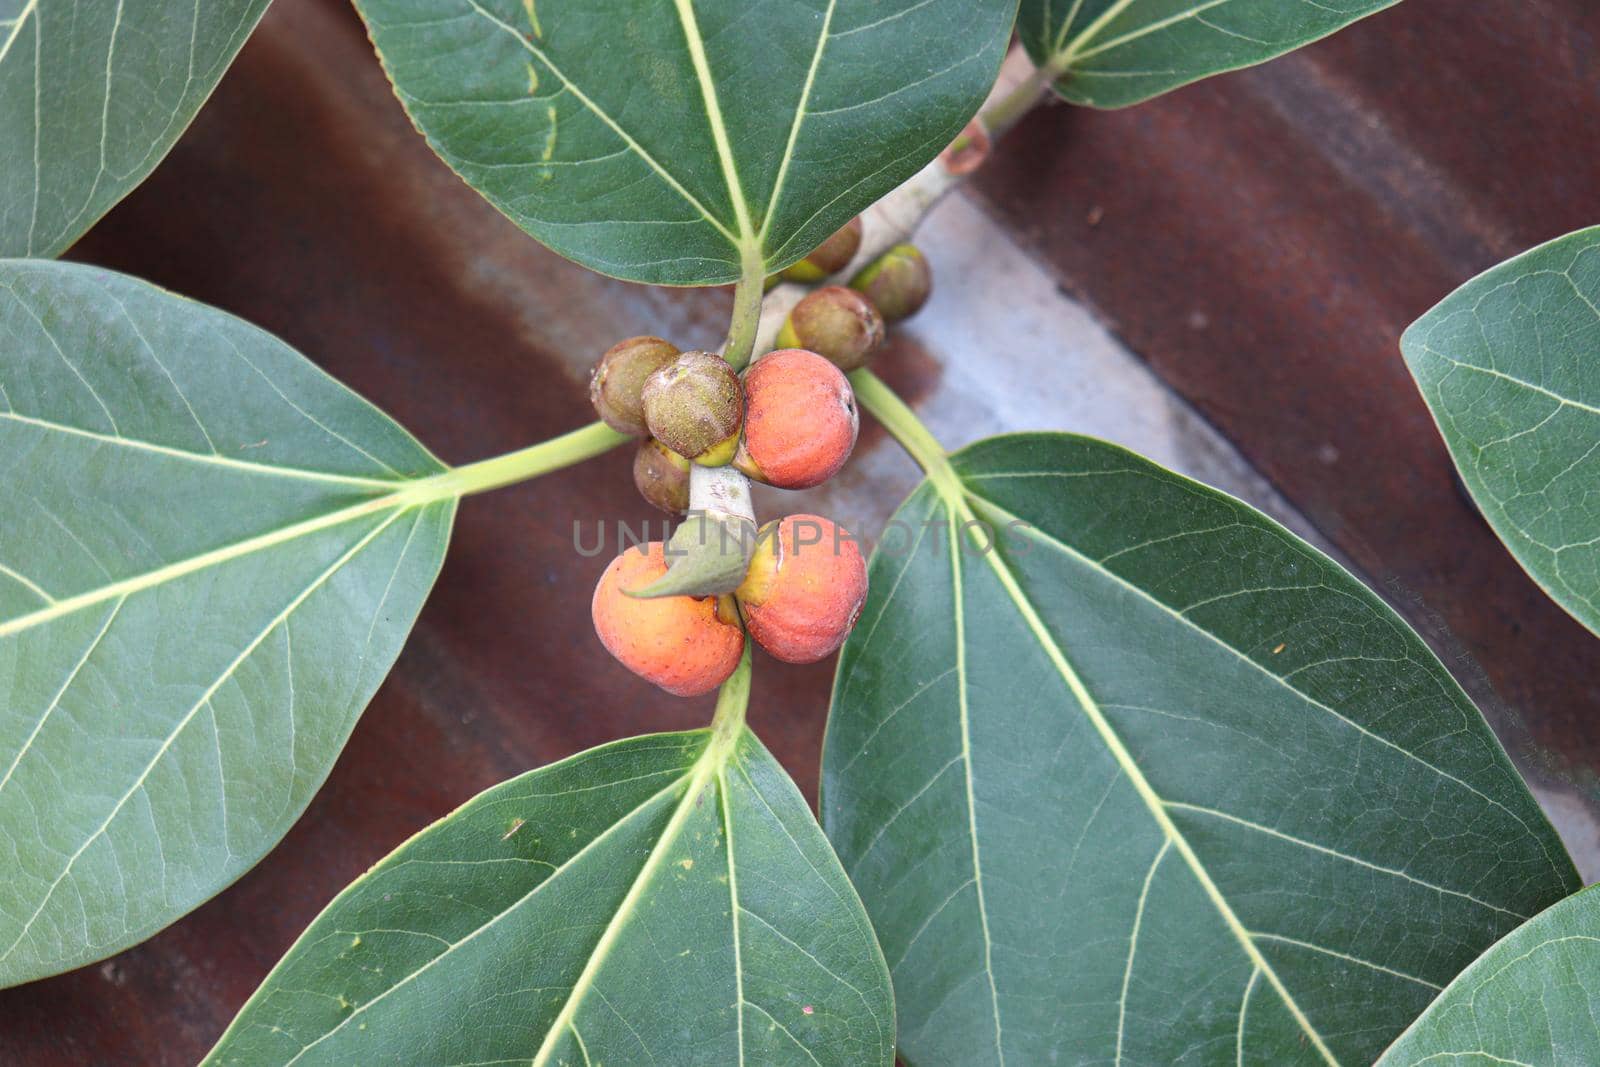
[849,368,965,505]
[982,64,1057,137]
[949,63,1056,156]
[406,420,631,503]
[721,252,768,371]
[709,643,754,748]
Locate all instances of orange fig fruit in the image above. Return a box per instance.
[592,543,744,696]
[736,515,868,664]
[735,349,858,490]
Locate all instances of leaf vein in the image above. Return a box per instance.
[455,0,739,246]
[950,507,1006,1066]
[1250,932,1443,991]
[283,772,691,1063]
[0,596,123,797]
[954,491,1341,1065]
[758,0,836,244]
[1165,801,1528,919]
[0,510,406,967]
[1115,840,1171,1066]
[973,491,1568,890]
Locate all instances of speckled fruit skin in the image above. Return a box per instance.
[849,244,932,323]
[737,515,868,665]
[633,438,691,514]
[776,286,886,372]
[641,351,744,466]
[735,349,859,490]
[592,543,744,697]
[588,336,680,436]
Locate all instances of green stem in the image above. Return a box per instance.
[408,420,630,502]
[722,254,767,371]
[948,61,1057,155]
[981,65,1055,138]
[709,643,753,746]
[848,369,963,502]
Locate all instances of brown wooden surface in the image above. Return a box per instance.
[973,0,1600,780]
[2,0,1599,1062]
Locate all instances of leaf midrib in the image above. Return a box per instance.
[0,488,422,638]
[721,765,749,1062]
[0,408,407,487]
[947,507,1007,1066]
[964,484,1567,887]
[529,722,745,1067]
[268,765,693,1065]
[456,0,748,254]
[937,485,1341,1065]
[670,0,756,259]
[0,0,36,71]
[0,507,416,969]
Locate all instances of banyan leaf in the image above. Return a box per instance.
[1018,0,1401,109]
[0,0,272,258]
[353,0,1018,286]
[203,722,895,1066]
[822,432,1577,1066]
[0,260,456,988]
[1378,884,1600,1066]
[1402,225,1600,640]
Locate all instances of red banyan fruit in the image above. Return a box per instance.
[592,542,744,696]
[735,349,858,490]
[736,515,868,664]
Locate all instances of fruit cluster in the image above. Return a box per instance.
[592,517,868,696]
[588,227,933,696]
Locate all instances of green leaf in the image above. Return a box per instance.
[0,260,455,988]
[0,0,272,258]
[1378,885,1600,1066]
[821,432,1576,1066]
[352,0,1018,285]
[203,725,895,1065]
[1402,226,1600,640]
[1019,0,1401,109]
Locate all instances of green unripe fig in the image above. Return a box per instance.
[589,336,680,436]
[633,438,692,514]
[642,351,745,467]
[780,217,864,284]
[776,286,886,372]
[850,244,932,323]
